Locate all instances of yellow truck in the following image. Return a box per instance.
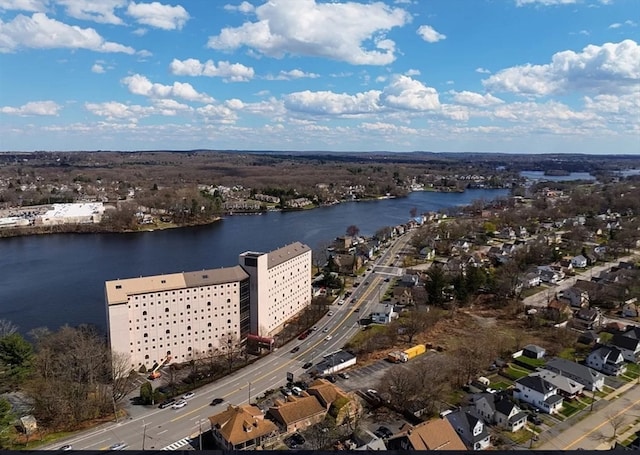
[387,344,426,363]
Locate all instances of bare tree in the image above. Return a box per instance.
[110,351,137,403]
[0,320,17,339]
[346,225,360,237]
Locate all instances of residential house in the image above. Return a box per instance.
[351,429,387,451]
[208,404,278,450]
[571,255,588,268]
[522,344,546,360]
[267,395,326,434]
[611,328,640,362]
[369,303,397,324]
[546,299,572,322]
[513,376,563,414]
[306,379,359,425]
[392,286,414,306]
[543,358,605,391]
[622,302,639,318]
[529,370,584,399]
[472,393,527,433]
[332,253,363,275]
[520,272,541,289]
[445,410,491,450]
[538,266,563,284]
[586,346,627,376]
[400,273,421,287]
[419,246,436,260]
[386,418,467,451]
[578,330,600,346]
[572,308,601,330]
[562,287,590,308]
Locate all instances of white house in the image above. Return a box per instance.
[445,410,491,450]
[514,376,563,414]
[571,255,588,268]
[586,346,627,376]
[473,394,527,433]
[369,303,397,324]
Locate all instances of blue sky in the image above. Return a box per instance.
[0,0,638,154]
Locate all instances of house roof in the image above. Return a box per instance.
[612,334,640,351]
[306,378,348,408]
[391,418,467,451]
[530,370,584,395]
[623,326,640,340]
[208,404,278,446]
[494,397,519,416]
[267,395,326,426]
[590,346,624,364]
[267,241,311,268]
[523,344,545,354]
[516,375,556,395]
[544,358,604,384]
[445,410,489,446]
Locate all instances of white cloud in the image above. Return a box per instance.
[266,69,320,80]
[492,100,599,123]
[284,89,382,115]
[405,69,420,76]
[483,40,640,96]
[0,13,135,53]
[56,0,126,25]
[121,74,213,103]
[475,67,491,74]
[1,100,60,115]
[207,0,410,65]
[169,58,255,82]
[196,103,238,124]
[515,0,578,6]
[417,25,446,43]
[91,63,105,73]
[380,75,440,110]
[0,0,47,12]
[609,23,622,29]
[126,1,189,30]
[223,1,255,13]
[85,101,152,120]
[451,90,504,107]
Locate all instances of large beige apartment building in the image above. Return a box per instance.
[239,241,312,337]
[105,241,312,369]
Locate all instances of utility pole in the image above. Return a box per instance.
[142,422,147,451]
[248,381,252,404]
[199,419,203,450]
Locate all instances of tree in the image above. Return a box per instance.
[111,351,137,403]
[346,225,360,237]
[425,265,448,307]
[0,320,18,339]
[397,308,439,343]
[312,241,329,271]
[0,398,15,449]
[0,333,33,387]
[139,381,153,405]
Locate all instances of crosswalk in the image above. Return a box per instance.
[162,437,193,450]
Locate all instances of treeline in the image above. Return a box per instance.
[0,322,136,447]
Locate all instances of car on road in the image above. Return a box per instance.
[297,332,308,340]
[354,308,360,312]
[323,327,329,332]
[182,392,195,399]
[109,442,127,451]
[338,299,345,305]
[210,398,224,406]
[59,445,73,451]
[302,361,313,369]
[312,326,318,331]
[290,346,300,353]
[325,335,333,341]
[367,388,378,395]
[172,399,188,409]
[364,280,370,285]
[158,398,176,409]
[338,372,350,379]
[384,277,390,282]
[327,311,334,316]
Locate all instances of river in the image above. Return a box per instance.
[0,189,508,335]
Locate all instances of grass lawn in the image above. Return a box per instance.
[490,380,512,390]
[521,287,545,298]
[504,365,529,380]
[558,347,578,361]
[515,355,546,370]
[558,402,581,419]
[506,428,534,445]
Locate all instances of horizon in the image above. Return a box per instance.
[1,0,639,154]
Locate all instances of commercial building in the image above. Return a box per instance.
[105,266,250,369]
[105,241,312,369]
[239,242,312,337]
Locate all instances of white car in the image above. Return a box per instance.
[323,327,329,333]
[325,335,333,341]
[338,299,345,305]
[109,442,127,451]
[327,311,334,316]
[291,386,303,396]
[312,326,318,331]
[172,399,188,409]
[182,392,195,399]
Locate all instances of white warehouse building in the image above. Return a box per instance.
[239,241,312,337]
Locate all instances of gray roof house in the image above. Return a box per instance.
[543,358,605,392]
[369,303,397,324]
[530,370,584,399]
[611,328,640,362]
[445,409,491,450]
[514,376,563,414]
[523,344,546,359]
[586,346,627,376]
[472,393,527,433]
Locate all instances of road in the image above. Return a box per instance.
[523,253,638,309]
[42,232,414,451]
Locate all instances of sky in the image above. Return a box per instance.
[0,0,638,154]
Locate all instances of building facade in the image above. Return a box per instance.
[105,266,250,369]
[239,242,312,337]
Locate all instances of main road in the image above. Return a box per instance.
[43,232,414,451]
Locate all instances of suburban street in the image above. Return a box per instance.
[41,233,413,451]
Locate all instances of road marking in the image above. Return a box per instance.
[157,430,168,435]
[563,395,640,449]
[162,437,192,451]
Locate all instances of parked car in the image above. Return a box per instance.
[323,327,329,333]
[291,386,303,396]
[109,442,127,451]
[528,414,543,425]
[376,426,394,439]
[281,387,292,396]
[290,346,300,353]
[182,392,195,399]
[159,398,177,409]
[210,398,224,406]
[312,326,318,331]
[338,299,345,305]
[298,332,308,340]
[325,375,337,383]
[286,433,306,448]
[338,372,350,379]
[59,445,73,451]
[302,362,313,369]
[327,311,334,316]
[172,399,188,409]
